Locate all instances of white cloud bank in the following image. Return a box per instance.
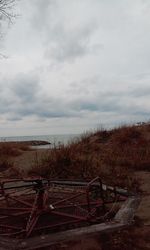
[0,0,150,136]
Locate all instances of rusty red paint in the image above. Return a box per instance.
[0,177,127,239]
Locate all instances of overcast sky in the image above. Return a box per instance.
[0,0,150,136]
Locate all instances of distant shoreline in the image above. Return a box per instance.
[0,140,51,146]
[0,134,78,146]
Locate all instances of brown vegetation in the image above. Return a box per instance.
[0,142,30,174]
[0,123,149,249]
[29,122,150,188]
[0,142,30,156]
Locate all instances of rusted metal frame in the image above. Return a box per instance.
[0,207,31,211]
[51,210,87,221]
[89,206,99,217]
[35,187,49,211]
[0,190,43,236]
[0,210,29,217]
[26,208,85,236]
[56,200,103,209]
[26,213,40,237]
[25,192,39,232]
[1,208,38,237]
[0,178,130,197]
[0,216,8,219]
[0,225,24,238]
[0,181,48,237]
[0,182,5,195]
[86,187,91,214]
[89,177,105,202]
[7,195,33,207]
[52,192,85,206]
[43,189,49,208]
[0,178,105,236]
[86,200,106,219]
[46,189,83,197]
[102,187,127,204]
[0,179,23,185]
[86,177,105,215]
[50,180,130,197]
[5,211,31,218]
[0,178,42,184]
[0,182,41,192]
[46,191,83,203]
[0,224,22,230]
[0,177,130,241]
[36,189,44,210]
[0,189,29,198]
[103,198,125,204]
[12,211,32,217]
[0,208,31,220]
[25,188,48,237]
[0,229,25,237]
[0,182,9,206]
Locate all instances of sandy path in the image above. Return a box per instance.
[12,149,50,174]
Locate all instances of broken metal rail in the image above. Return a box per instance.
[0,177,140,249]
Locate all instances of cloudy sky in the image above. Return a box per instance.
[0,0,150,136]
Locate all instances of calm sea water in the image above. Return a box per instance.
[0,134,79,148]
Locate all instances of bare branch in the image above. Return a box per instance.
[0,0,18,59]
[0,52,8,58]
[0,0,17,23]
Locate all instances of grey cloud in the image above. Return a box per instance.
[0,73,79,120]
[28,0,102,63]
[0,72,149,125]
[31,0,55,31]
[67,76,150,118]
[44,24,101,62]
[130,86,150,97]
[1,0,150,136]
[11,74,40,102]
[70,95,121,113]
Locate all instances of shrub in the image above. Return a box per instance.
[0,157,14,172]
[0,142,29,156]
[28,123,150,188]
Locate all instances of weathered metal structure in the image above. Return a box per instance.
[0,177,140,249]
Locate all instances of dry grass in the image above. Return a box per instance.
[0,142,30,156]
[0,142,30,174]
[29,122,150,188]
[0,125,149,249]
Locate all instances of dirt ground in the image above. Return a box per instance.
[47,171,150,250]
[12,149,50,174]
[1,150,150,249]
